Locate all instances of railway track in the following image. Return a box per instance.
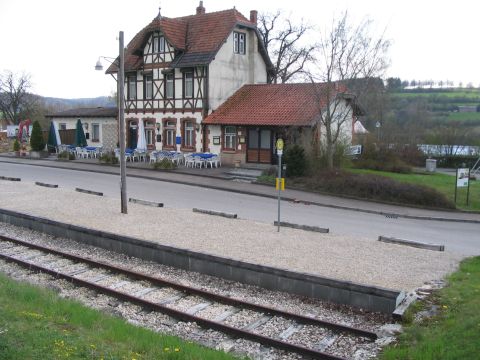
[0,234,378,359]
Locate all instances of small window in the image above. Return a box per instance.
[92,123,100,142]
[128,75,136,100]
[153,35,165,53]
[183,72,193,98]
[165,73,174,98]
[233,32,246,55]
[224,126,236,149]
[184,120,194,147]
[144,74,153,99]
[59,123,67,130]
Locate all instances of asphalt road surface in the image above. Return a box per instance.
[1,162,478,256]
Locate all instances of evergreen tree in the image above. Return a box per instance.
[30,120,45,151]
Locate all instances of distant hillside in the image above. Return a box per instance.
[41,96,116,110]
[390,88,480,125]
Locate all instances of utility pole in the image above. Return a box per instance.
[118,31,128,214]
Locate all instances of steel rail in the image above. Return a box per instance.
[0,235,377,340]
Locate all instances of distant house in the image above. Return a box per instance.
[45,107,118,150]
[458,105,477,113]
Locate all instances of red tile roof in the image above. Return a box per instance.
[107,8,267,73]
[203,83,348,126]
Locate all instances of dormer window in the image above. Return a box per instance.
[233,32,246,55]
[153,35,165,53]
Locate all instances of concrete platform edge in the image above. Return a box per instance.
[0,207,403,314]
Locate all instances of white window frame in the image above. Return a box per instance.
[184,120,194,147]
[144,74,153,100]
[165,73,174,98]
[184,72,193,99]
[92,123,100,142]
[153,35,165,53]
[224,126,236,149]
[128,75,136,100]
[233,32,246,55]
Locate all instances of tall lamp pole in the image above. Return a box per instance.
[95,31,127,214]
[118,31,127,214]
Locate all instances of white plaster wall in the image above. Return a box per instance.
[52,117,117,148]
[319,99,354,145]
[207,125,222,154]
[209,27,267,110]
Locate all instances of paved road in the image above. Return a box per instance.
[1,162,478,256]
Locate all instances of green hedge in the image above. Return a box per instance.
[290,170,455,209]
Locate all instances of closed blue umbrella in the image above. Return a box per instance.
[74,119,87,147]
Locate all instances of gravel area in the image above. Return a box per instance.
[0,181,461,291]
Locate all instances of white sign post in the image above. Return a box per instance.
[455,168,470,205]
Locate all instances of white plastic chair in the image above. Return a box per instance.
[184,154,194,167]
[149,151,157,163]
[194,156,205,168]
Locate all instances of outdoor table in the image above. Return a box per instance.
[192,153,214,159]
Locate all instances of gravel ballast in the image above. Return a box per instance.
[0,181,462,291]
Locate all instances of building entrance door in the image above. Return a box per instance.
[247,128,272,163]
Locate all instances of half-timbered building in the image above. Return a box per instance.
[106,2,272,159]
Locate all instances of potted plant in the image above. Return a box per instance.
[13,139,20,156]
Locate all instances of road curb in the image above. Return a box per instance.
[0,175,21,181]
[378,235,445,251]
[35,181,58,188]
[193,208,237,219]
[129,198,163,207]
[75,188,103,196]
[274,221,329,233]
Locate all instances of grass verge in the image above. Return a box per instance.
[0,272,238,360]
[381,256,480,360]
[349,168,479,211]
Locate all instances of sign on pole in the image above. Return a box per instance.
[454,168,470,205]
[456,168,469,188]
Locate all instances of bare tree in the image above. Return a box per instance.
[0,70,37,125]
[308,12,390,169]
[258,11,316,84]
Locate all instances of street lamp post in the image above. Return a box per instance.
[96,31,127,214]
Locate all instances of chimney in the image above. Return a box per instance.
[196,1,205,15]
[250,10,257,25]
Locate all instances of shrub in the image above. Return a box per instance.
[284,145,307,177]
[58,151,75,160]
[99,152,119,164]
[353,140,413,173]
[13,139,20,152]
[290,170,455,209]
[152,158,177,170]
[29,120,45,151]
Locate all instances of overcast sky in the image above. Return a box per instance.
[0,0,478,98]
